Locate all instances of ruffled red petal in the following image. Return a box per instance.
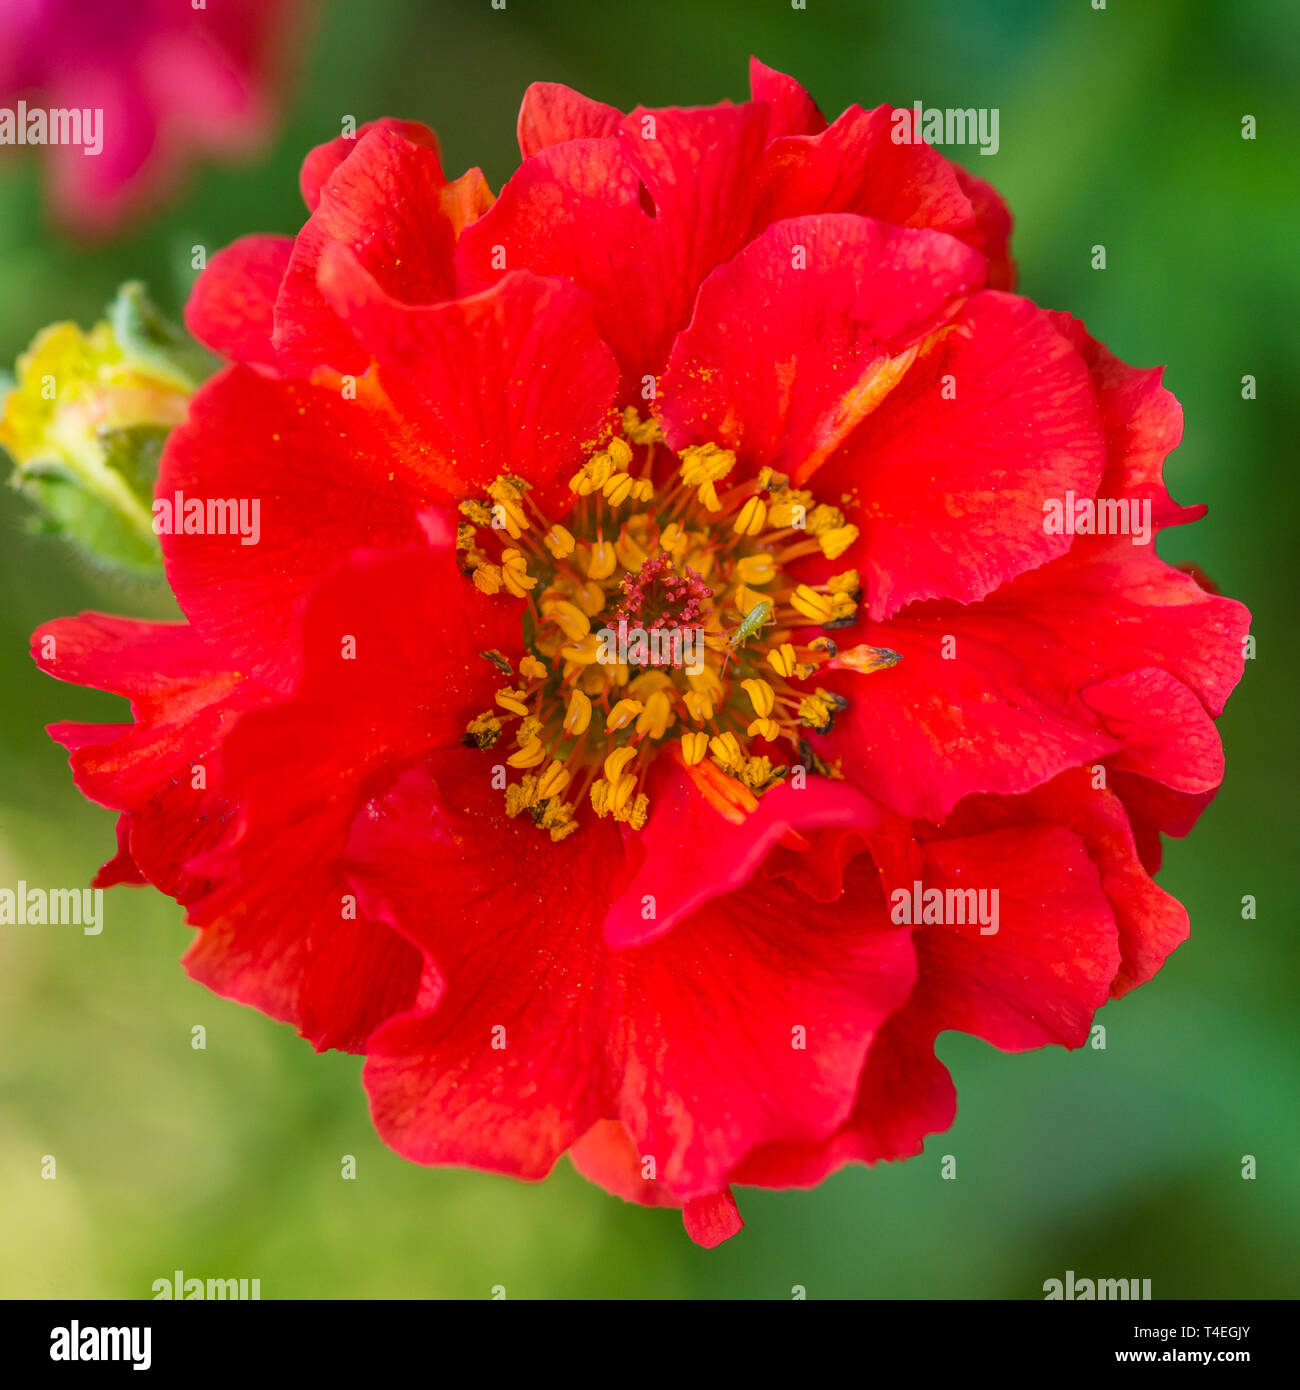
[181,543,518,1051]
[811,291,1106,618]
[658,214,986,480]
[185,233,293,368]
[352,753,915,1198]
[274,123,492,376]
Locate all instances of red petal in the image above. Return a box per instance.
[569,1120,681,1208]
[682,1190,744,1248]
[604,756,889,949]
[943,767,1190,998]
[159,368,435,690]
[658,213,986,478]
[353,755,916,1198]
[733,1006,955,1185]
[1080,668,1223,793]
[460,103,770,387]
[953,165,1016,290]
[516,82,621,158]
[275,123,492,376]
[812,291,1105,619]
[756,104,981,252]
[1050,311,1205,531]
[821,517,1247,822]
[298,118,441,212]
[32,615,260,901]
[182,545,518,1052]
[909,825,1119,1049]
[316,253,619,505]
[748,58,827,137]
[185,233,293,367]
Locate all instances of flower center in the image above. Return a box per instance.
[458,408,899,839]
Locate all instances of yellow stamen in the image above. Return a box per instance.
[544,524,575,559]
[680,731,708,766]
[768,643,797,678]
[563,690,592,736]
[494,687,530,717]
[741,678,776,717]
[606,698,644,732]
[790,584,835,624]
[508,739,547,769]
[733,496,768,536]
[536,760,572,799]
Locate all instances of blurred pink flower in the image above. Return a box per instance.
[0,0,305,235]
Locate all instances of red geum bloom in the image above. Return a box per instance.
[32,62,1249,1247]
[0,0,304,235]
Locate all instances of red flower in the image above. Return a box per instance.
[0,0,304,235]
[32,63,1249,1247]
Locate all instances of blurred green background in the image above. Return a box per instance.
[1,0,1296,1299]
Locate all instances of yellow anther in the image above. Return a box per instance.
[740,755,777,791]
[747,717,782,742]
[626,792,650,830]
[709,732,744,770]
[687,665,724,701]
[585,540,617,580]
[491,500,526,538]
[659,522,688,557]
[607,436,633,469]
[609,772,638,815]
[768,643,797,678]
[683,689,714,722]
[767,487,813,528]
[630,477,655,503]
[573,580,607,617]
[536,760,572,800]
[459,499,492,526]
[516,716,542,747]
[635,689,673,739]
[546,600,590,642]
[697,479,722,512]
[680,731,709,766]
[560,633,603,665]
[544,524,575,559]
[606,698,644,732]
[604,746,638,783]
[798,690,838,732]
[472,563,503,595]
[736,553,776,586]
[494,687,530,717]
[519,654,548,681]
[733,496,768,536]
[679,442,736,487]
[507,739,547,769]
[741,678,776,718]
[830,592,857,623]
[464,712,502,748]
[818,524,859,560]
[614,530,649,571]
[603,471,635,507]
[561,689,593,737]
[807,503,846,535]
[826,569,861,594]
[500,549,537,596]
[755,466,789,491]
[790,584,835,624]
[621,406,664,445]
